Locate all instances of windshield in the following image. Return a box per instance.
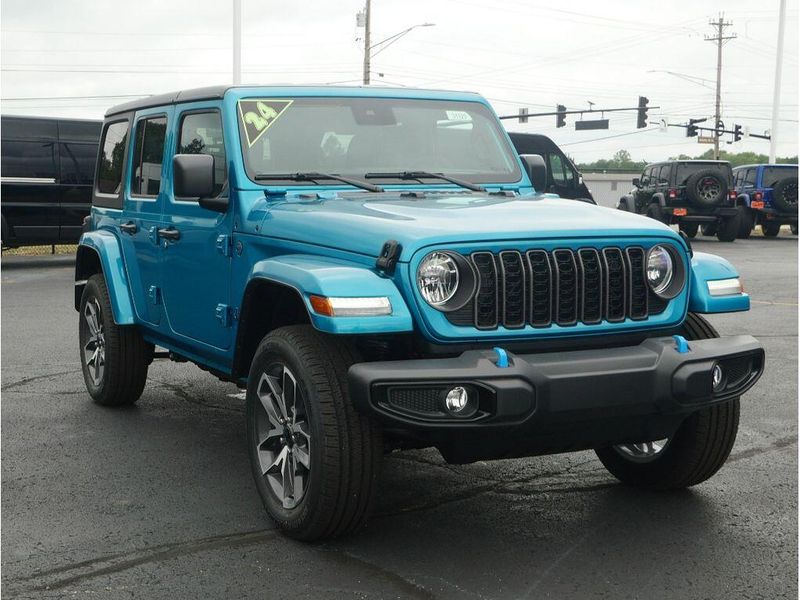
[675,162,732,185]
[236,97,521,185]
[761,166,798,187]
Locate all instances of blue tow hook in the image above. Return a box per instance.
[493,347,510,368]
[672,335,691,354]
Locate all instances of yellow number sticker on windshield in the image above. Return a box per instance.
[238,99,293,147]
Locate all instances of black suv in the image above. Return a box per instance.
[618,160,740,242]
[1,115,100,248]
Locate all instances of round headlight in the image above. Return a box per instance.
[417,252,459,306]
[646,245,674,296]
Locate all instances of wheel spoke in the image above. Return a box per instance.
[264,373,289,421]
[263,444,288,476]
[293,444,310,469]
[282,367,298,423]
[281,451,295,508]
[258,374,286,429]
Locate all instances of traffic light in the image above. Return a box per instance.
[556,104,566,128]
[686,117,704,137]
[733,124,742,142]
[636,96,649,128]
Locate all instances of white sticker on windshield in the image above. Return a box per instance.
[445,110,472,122]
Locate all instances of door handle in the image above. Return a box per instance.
[120,221,138,235]
[157,227,181,241]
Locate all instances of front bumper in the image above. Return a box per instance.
[349,335,764,462]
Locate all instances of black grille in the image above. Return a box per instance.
[446,246,669,330]
[387,387,443,415]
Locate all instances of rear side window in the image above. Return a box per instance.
[97,121,129,195]
[131,116,167,197]
[178,111,227,196]
[60,142,97,184]
[1,140,56,179]
[744,169,757,186]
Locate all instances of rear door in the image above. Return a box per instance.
[0,117,60,244]
[119,109,172,326]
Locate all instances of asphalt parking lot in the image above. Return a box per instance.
[2,231,797,599]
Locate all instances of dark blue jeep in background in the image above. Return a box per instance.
[733,164,798,238]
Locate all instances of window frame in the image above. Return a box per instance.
[173,108,227,203]
[130,113,168,200]
[93,116,131,209]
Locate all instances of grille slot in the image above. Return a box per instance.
[446,245,667,330]
[472,252,499,329]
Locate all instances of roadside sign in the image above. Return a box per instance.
[697,136,715,144]
[575,119,609,130]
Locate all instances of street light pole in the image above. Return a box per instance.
[362,0,371,85]
[769,0,786,163]
[233,0,242,85]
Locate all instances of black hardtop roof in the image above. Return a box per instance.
[104,84,482,117]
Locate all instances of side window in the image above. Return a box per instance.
[131,116,167,197]
[744,169,757,187]
[548,153,566,183]
[178,111,227,196]
[641,167,653,186]
[657,165,671,184]
[1,140,56,179]
[59,142,97,185]
[97,120,129,195]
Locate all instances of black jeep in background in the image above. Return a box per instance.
[618,160,740,242]
[1,115,100,248]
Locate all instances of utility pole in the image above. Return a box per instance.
[233,0,241,85]
[770,0,786,163]
[362,0,372,85]
[705,15,736,160]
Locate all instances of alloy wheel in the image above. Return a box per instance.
[82,298,105,386]
[254,364,312,509]
[697,177,721,202]
[613,438,670,463]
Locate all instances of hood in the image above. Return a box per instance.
[248,192,681,260]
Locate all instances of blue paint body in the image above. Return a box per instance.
[76,85,752,378]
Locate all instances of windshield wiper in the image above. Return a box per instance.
[364,171,486,192]
[254,172,384,193]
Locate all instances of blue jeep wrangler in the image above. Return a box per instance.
[75,86,764,540]
[732,163,798,238]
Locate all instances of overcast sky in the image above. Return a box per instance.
[1,0,797,161]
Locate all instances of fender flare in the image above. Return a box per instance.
[75,230,136,325]
[651,192,667,208]
[247,254,414,334]
[688,251,750,313]
[617,195,634,211]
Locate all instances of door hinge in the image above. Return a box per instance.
[215,303,238,327]
[148,285,161,305]
[216,234,232,257]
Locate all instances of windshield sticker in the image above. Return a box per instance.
[238,99,293,147]
[445,110,472,122]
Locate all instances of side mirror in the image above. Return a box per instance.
[173,154,228,213]
[520,154,547,192]
[632,177,640,187]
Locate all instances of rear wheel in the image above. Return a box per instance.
[595,313,740,489]
[701,223,718,237]
[679,222,698,238]
[791,224,798,236]
[736,205,753,239]
[716,212,741,242]
[246,325,381,541]
[646,203,664,223]
[79,274,151,406]
[762,222,781,237]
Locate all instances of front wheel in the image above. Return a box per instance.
[595,313,740,489]
[701,223,717,237]
[79,274,151,406]
[246,325,381,541]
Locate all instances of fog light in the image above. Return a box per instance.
[443,386,477,417]
[712,363,725,392]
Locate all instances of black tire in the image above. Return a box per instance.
[595,313,740,489]
[645,203,664,223]
[701,223,718,237]
[791,224,798,236]
[246,325,381,541]
[736,205,753,239]
[685,170,727,207]
[79,274,151,406]
[771,176,798,214]
[762,222,781,237]
[716,212,740,242]
[679,222,698,238]
[617,199,629,211]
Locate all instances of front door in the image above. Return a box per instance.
[160,106,233,351]
[118,109,171,326]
